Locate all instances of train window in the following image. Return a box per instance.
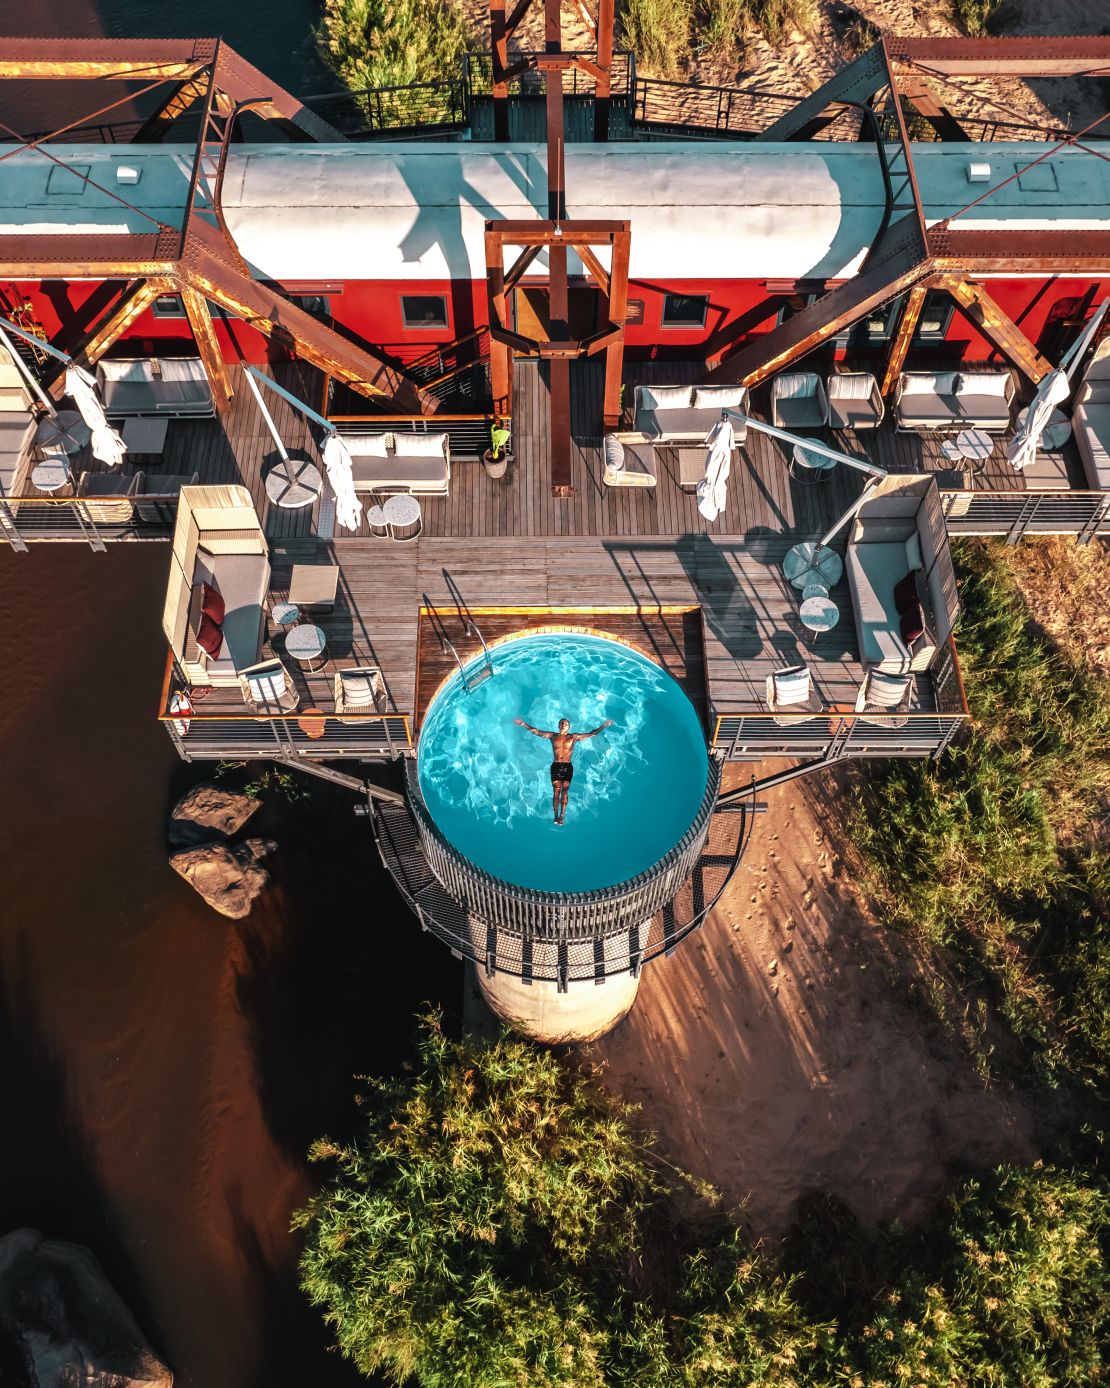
[661,293,708,329]
[401,294,449,329]
[914,292,954,341]
[152,294,185,318]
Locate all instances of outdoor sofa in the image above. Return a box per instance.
[0,347,36,498]
[97,357,215,418]
[341,431,451,495]
[633,385,749,443]
[893,369,1014,432]
[844,475,960,676]
[162,485,270,688]
[1072,336,1110,490]
[601,433,657,487]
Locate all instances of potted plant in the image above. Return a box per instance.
[483,420,512,479]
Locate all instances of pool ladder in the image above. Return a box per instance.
[423,593,495,693]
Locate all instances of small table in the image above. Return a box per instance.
[285,622,327,671]
[801,582,830,602]
[784,541,843,591]
[676,447,706,492]
[289,563,340,613]
[31,455,71,493]
[367,503,389,538]
[271,601,300,628]
[383,492,422,543]
[1016,406,1072,452]
[36,409,91,456]
[264,458,324,510]
[955,428,993,473]
[799,592,840,641]
[121,415,169,455]
[790,442,836,483]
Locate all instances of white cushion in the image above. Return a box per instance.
[347,433,390,457]
[98,359,153,383]
[773,373,818,400]
[393,431,448,458]
[900,372,957,396]
[866,670,910,706]
[246,666,287,701]
[905,533,923,572]
[641,385,693,410]
[603,435,625,471]
[956,372,1009,398]
[693,386,747,409]
[773,669,811,704]
[830,373,874,400]
[341,672,376,706]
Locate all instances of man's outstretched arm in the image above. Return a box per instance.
[513,718,553,739]
[574,719,615,741]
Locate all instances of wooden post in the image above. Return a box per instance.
[485,229,513,419]
[489,0,510,141]
[880,280,929,396]
[594,0,615,143]
[77,277,172,365]
[181,283,233,407]
[544,0,572,495]
[603,226,630,429]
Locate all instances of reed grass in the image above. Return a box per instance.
[318,0,469,92]
[847,540,1110,1086]
[951,0,1002,38]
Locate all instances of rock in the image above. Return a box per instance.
[0,1228,172,1387]
[168,783,260,846]
[170,838,277,919]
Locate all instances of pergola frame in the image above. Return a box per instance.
[711,34,1110,392]
[0,38,433,413]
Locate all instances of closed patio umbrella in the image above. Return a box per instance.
[64,364,126,468]
[1007,300,1108,471]
[697,417,733,522]
[322,431,364,532]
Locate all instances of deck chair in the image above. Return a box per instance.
[765,664,826,725]
[854,670,911,727]
[827,372,884,430]
[602,433,657,487]
[771,372,829,430]
[334,665,387,722]
[239,658,300,714]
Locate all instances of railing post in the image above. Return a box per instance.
[0,499,28,552]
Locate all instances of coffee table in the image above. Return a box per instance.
[955,428,993,473]
[31,455,71,493]
[264,458,323,509]
[1015,406,1071,452]
[121,415,169,456]
[799,592,839,641]
[383,492,422,543]
[286,622,327,671]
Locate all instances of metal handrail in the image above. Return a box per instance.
[404,754,721,939]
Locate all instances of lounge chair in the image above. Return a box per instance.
[827,372,884,430]
[633,385,749,443]
[75,469,146,522]
[771,372,828,430]
[854,670,912,727]
[601,433,657,487]
[134,471,200,522]
[765,664,826,725]
[334,666,387,721]
[894,370,1013,432]
[240,658,300,713]
[0,345,36,499]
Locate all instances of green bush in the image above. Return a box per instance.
[847,541,1110,1084]
[952,0,1002,38]
[620,0,693,78]
[318,0,470,92]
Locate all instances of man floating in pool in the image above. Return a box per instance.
[513,716,614,825]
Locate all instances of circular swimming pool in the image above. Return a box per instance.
[416,631,710,893]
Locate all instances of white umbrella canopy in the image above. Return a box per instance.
[1007,300,1108,471]
[64,365,126,468]
[697,417,733,522]
[322,432,364,532]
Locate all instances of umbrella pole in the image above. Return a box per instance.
[242,365,299,485]
[0,321,60,418]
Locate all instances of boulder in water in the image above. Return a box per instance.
[169,838,277,919]
[168,783,260,846]
[0,1228,172,1387]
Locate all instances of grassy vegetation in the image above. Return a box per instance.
[951,0,1003,38]
[296,1013,1109,1387]
[620,0,816,76]
[847,541,1110,1087]
[318,0,470,92]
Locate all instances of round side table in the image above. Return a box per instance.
[790,442,836,484]
[36,410,91,456]
[271,601,300,629]
[31,455,72,493]
[784,541,843,591]
[955,427,993,474]
[286,622,327,671]
[265,459,324,510]
[383,492,422,543]
[799,593,839,643]
[297,707,327,740]
[367,503,389,539]
[801,582,830,602]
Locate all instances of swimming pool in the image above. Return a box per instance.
[416,631,710,893]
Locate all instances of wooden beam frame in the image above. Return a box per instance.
[880,279,931,397]
[180,283,233,408]
[934,273,1054,383]
[79,276,174,366]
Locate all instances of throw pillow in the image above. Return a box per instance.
[196,613,223,658]
[900,371,957,396]
[342,673,376,706]
[893,570,920,614]
[200,581,225,625]
[899,600,925,645]
[603,435,626,472]
[955,371,1009,398]
[830,373,873,400]
[641,385,693,411]
[693,386,747,409]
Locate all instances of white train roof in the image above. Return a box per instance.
[1,141,1108,282]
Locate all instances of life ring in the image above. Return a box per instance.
[169,690,192,736]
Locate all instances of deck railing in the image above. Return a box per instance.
[0,492,182,550]
[712,710,966,760]
[403,754,722,943]
[940,489,1110,544]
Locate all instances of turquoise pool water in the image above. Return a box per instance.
[417,632,709,892]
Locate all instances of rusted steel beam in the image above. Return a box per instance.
[213,46,345,142]
[549,356,572,496]
[753,42,891,142]
[934,274,1053,383]
[0,232,178,279]
[487,220,628,244]
[880,279,931,397]
[132,69,212,142]
[594,0,615,142]
[0,37,213,80]
[544,0,572,497]
[602,226,630,429]
[897,80,971,142]
[575,242,610,296]
[929,228,1110,273]
[485,230,513,418]
[181,283,234,408]
[489,0,512,142]
[78,277,172,366]
[888,36,1110,77]
[504,243,543,289]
